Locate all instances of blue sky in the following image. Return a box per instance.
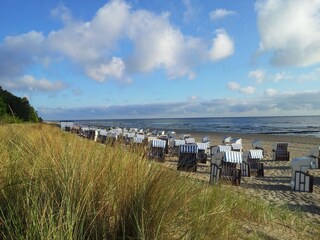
[1,0,320,120]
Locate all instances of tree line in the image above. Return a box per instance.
[0,86,41,123]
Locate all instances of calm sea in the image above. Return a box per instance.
[72,115,320,137]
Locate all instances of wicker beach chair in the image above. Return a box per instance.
[210,145,232,165]
[158,135,169,154]
[177,144,198,172]
[220,151,242,185]
[171,139,185,156]
[222,136,232,145]
[210,151,242,185]
[243,149,264,177]
[290,156,317,192]
[147,139,166,162]
[272,143,290,161]
[196,142,209,163]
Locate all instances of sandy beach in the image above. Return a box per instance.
[163,131,320,225]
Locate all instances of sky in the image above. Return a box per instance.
[1,0,320,120]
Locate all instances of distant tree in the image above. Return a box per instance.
[0,96,6,116]
[0,86,40,123]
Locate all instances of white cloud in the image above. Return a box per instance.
[249,69,265,83]
[189,95,198,101]
[264,88,277,96]
[273,71,292,82]
[240,86,255,94]
[51,4,72,24]
[127,9,206,79]
[0,31,66,92]
[209,29,234,61]
[86,57,128,82]
[227,81,255,95]
[47,0,130,64]
[227,81,240,90]
[210,8,236,21]
[256,0,320,66]
[5,75,66,92]
[182,0,197,22]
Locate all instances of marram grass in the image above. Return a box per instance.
[0,124,317,239]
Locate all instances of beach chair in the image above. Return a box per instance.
[180,134,191,140]
[158,135,169,154]
[220,151,242,185]
[171,139,185,156]
[272,143,290,161]
[293,171,313,192]
[147,139,166,162]
[308,146,320,169]
[290,156,318,192]
[245,149,264,177]
[222,136,232,145]
[185,137,196,144]
[252,139,263,150]
[106,132,118,146]
[211,145,232,166]
[202,136,210,144]
[130,135,146,152]
[177,144,198,172]
[196,142,209,163]
[125,132,135,145]
[231,143,243,152]
[210,163,222,185]
[98,129,108,143]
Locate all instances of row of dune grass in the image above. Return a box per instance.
[0,123,318,239]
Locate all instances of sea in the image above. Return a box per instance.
[67,115,320,138]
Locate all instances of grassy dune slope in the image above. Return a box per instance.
[0,124,317,239]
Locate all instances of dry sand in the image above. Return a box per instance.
[163,131,320,225]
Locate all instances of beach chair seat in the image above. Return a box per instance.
[273,143,290,161]
[177,144,198,172]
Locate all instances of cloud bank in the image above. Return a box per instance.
[39,90,320,120]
